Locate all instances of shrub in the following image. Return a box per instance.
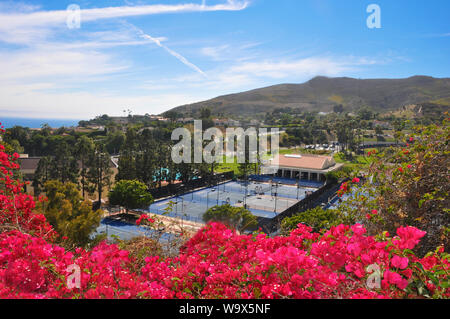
[337,118,450,256]
[203,204,257,232]
[36,180,102,248]
[281,206,353,234]
[108,180,153,212]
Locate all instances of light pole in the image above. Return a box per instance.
[243,192,247,210]
[207,189,215,210]
[244,181,249,209]
[176,184,184,216]
[180,196,185,215]
[217,185,220,205]
[273,182,279,213]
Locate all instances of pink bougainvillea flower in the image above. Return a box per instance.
[383,270,409,290]
[395,226,427,250]
[391,256,409,269]
[136,214,155,226]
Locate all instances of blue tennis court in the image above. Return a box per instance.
[92,218,175,242]
[249,175,324,188]
[147,180,320,222]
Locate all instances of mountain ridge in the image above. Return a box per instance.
[167,75,450,116]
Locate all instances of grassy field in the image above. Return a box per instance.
[333,150,377,169]
[216,156,240,174]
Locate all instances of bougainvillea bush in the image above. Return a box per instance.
[333,118,450,256]
[0,126,449,299]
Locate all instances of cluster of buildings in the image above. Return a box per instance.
[176,118,261,127]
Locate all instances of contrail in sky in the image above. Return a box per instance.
[129,23,207,77]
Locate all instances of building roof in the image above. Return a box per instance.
[18,156,117,172]
[269,154,336,170]
[19,157,41,170]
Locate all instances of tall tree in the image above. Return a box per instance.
[51,141,79,183]
[200,107,211,119]
[237,135,256,179]
[32,156,52,195]
[116,128,138,181]
[75,136,95,199]
[154,141,169,188]
[30,133,46,156]
[335,118,356,152]
[374,125,383,135]
[105,130,125,155]
[200,107,214,129]
[4,126,29,149]
[333,104,344,114]
[135,130,158,188]
[87,144,113,209]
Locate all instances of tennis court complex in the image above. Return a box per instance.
[147,180,319,223]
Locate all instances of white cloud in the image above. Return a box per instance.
[227,57,364,79]
[0,48,128,82]
[0,1,250,118]
[164,56,381,92]
[433,33,450,37]
[130,55,385,112]
[0,87,208,119]
[0,54,385,118]
[200,42,262,62]
[201,45,231,61]
[0,1,249,45]
[0,1,41,13]
[0,1,249,39]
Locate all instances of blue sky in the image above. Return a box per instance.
[0,0,448,119]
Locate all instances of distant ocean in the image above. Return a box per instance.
[0,117,81,129]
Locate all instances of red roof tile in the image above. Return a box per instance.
[270,154,335,170]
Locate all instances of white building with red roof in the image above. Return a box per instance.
[263,154,343,182]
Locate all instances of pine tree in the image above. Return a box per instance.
[87,144,113,209]
[135,129,158,188]
[32,156,53,195]
[116,128,138,181]
[51,141,79,183]
[75,136,94,199]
